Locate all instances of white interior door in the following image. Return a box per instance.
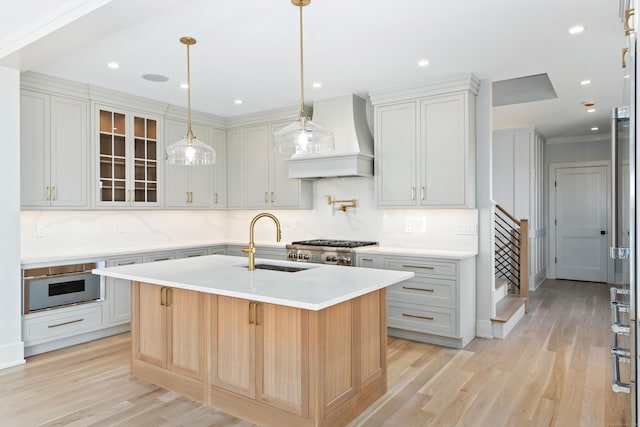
[555,165,608,282]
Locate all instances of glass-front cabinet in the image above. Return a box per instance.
[97,106,161,207]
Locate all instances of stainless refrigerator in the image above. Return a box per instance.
[611,1,638,422]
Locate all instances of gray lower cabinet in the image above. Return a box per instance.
[357,253,476,349]
[106,255,143,325]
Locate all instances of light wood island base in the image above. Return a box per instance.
[131,281,388,427]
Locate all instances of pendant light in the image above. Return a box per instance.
[273,0,334,156]
[166,37,216,165]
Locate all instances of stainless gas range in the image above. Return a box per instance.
[286,239,378,266]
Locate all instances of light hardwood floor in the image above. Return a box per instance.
[0,279,631,426]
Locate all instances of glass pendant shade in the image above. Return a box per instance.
[166,36,215,166]
[273,116,334,155]
[166,133,216,165]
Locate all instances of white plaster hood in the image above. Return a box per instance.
[287,94,374,179]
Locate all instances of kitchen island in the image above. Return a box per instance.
[94,254,414,427]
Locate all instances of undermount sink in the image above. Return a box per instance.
[253,263,309,273]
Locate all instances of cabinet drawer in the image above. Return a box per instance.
[388,277,456,307]
[23,304,104,344]
[384,258,456,277]
[357,254,382,269]
[388,302,457,337]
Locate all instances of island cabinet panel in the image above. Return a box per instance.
[131,282,206,402]
[211,295,308,416]
[257,302,308,416]
[318,300,355,415]
[211,295,256,398]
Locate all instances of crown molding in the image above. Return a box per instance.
[369,73,480,105]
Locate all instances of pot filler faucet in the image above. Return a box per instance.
[242,212,282,270]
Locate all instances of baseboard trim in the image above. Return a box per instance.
[0,341,25,370]
[476,320,493,339]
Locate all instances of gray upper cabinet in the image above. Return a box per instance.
[21,90,89,209]
[95,104,162,208]
[371,75,478,208]
[164,118,216,209]
[227,120,312,209]
[211,128,227,209]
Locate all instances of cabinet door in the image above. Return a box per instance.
[164,119,191,208]
[130,114,160,206]
[135,282,167,368]
[167,288,204,380]
[187,124,213,208]
[226,129,242,208]
[256,302,307,416]
[243,124,270,208]
[211,295,255,398]
[375,102,417,207]
[420,94,467,206]
[50,96,88,207]
[270,121,301,208]
[212,128,227,209]
[20,91,50,208]
[107,255,143,325]
[98,107,128,205]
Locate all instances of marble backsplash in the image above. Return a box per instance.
[21,177,478,260]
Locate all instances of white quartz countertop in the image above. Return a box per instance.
[92,254,414,311]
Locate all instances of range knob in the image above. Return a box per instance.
[303,254,310,260]
[326,256,337,262]
[338,256,351,265]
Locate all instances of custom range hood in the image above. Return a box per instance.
[287,94,374,179]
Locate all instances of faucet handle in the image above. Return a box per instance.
[242,246,255,254]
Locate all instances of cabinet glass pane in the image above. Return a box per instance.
[147,120,157,140]
[99,110,112,133]
[114,136,126,157]
[100,134,112,155]
[134,139,145,159]
[113,113,126,135]
[147,141,157,160]
[147,162,157,181]
[134,117,145,138]
[100,157,112,178]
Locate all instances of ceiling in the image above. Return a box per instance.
[1,0,628,140]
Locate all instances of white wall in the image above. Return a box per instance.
[21,177,478,261]
[0,67,25,368]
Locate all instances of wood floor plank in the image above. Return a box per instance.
[0,279,630,427]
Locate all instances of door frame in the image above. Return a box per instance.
[548,160,612,283]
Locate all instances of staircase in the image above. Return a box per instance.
[491,204,528,339]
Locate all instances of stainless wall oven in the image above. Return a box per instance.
[23,261,105,314]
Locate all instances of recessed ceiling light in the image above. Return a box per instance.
[580,80,591,86]
[234,99,243,105]
[587,108,596,113]
[417,59,430,67]
[107,62,119,69]
[180,83,189,89]
[569,25,585,34]
[142,74,169,82]
[591,127,599,131]
[312,82,322,89]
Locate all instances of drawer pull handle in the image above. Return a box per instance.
[402,286,434,292]
[118,261,136,266]
[362,258,374,262]
[48,318,84,328]
[402,264,435,270]
[402,313,434,321]
[154,257,170,261]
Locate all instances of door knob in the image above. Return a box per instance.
[601,230,607,235]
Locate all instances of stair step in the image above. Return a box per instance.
[491,295,527,323]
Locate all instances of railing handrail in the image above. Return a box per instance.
[495,204,521,226]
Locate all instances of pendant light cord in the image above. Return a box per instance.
[186,42,194,141]
[298,3,306,120]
